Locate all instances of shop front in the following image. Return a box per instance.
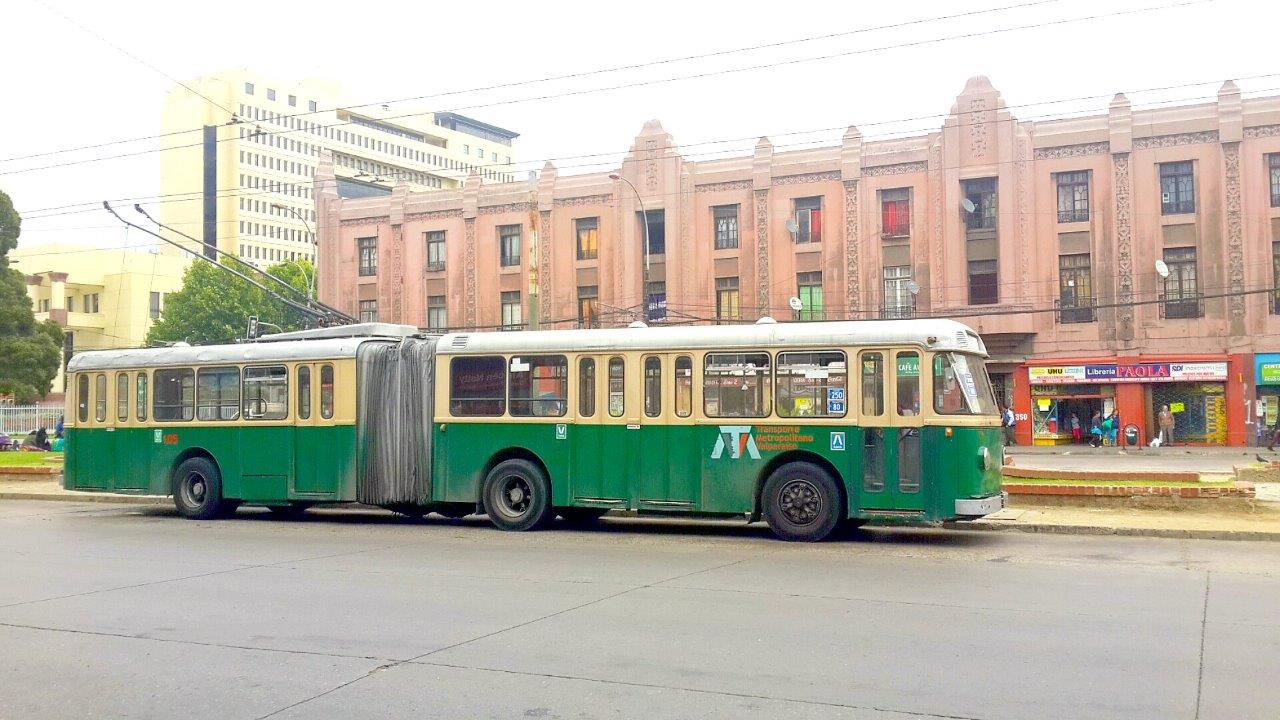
[1013,355,1249,447]
[1255,353,1280,443]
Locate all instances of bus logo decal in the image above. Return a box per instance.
[830,432,845,451]
[711,426,760,460]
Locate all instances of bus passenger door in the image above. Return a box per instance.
[570,355,628,508]
[857,350,924,512]
[114,371,148,491]
[634,355,694,510]
[239,365,292,503]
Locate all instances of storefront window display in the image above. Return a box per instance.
[1030,384,1114,445]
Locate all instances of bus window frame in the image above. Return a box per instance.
[674,355,693,419]
[76,374,89,423]
[116,372,129,422]
[702,351,772,419]
[449,355,507,417]
[643,355,662,418]
[297,365,312,420]
[607,356,625,418]
[153,368,195,422]
[136,371,148,422]
[320,364,335,419]
[508,355,569,418]
[893,349,923,421]
[578,357,596,418]
[243,365,289,421]
[775,349,848,419]
[196,366,241,422]
[858,350,887,421]
[94,373,107,422]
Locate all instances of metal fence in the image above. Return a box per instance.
[0,404,63,436]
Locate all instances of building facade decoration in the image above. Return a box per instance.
[552,194,613,207]
[771,171,841,186]
[1032,142,1110,160]
[1223,141,1246,324]
[754,188,770,314]
[314,78,1280,448]
[843,180,860,316]
[862,161,928,177]
[1131,131,1219,149]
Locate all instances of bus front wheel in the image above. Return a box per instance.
[762,462,842,542]
[173,457,227,521]
[482,459,553,532]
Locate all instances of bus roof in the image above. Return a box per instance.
[67,336,393,372]
[437,319,988,357]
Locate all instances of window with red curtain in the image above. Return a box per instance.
[882,199,910,237]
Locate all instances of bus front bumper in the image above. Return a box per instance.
[955,492,1007,518]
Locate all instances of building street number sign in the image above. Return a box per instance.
[1029,362,1228,385]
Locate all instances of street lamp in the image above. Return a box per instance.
[271,203,316,298]
[608,173,652,322]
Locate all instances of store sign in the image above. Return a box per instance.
[1030,361,1227,385]
[1260,364,1280,384]
[897,356,919,377]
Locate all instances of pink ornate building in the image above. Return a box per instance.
[316,76,1280,447]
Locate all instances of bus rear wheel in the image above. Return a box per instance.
[482,459,553,532]
[762,462,842,542]
[173,456,227,521]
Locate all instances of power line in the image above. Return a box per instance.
[28,0,237,123]
[2,0,1068,165]
[16,70,1279,225]
[0,0,1211,178]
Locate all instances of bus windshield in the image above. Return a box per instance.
[933,352,998,416]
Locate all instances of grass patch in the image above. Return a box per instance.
[1004,475,1233,489]
[0,451,63,467]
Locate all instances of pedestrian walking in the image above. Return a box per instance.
[1001,405,1016,446]
[1157,405,1175,447]
[1089,411,1103,448]
[1070,412,1081,443]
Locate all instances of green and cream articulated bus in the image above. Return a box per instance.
[64,319,1005,541]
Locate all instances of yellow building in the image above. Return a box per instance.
[11,243,187,395]
[159,69,520,268]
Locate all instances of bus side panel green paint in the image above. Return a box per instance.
[115,428,151,491]
[568,424,628,503]
[66,429,109,490]
[433,423,573,506]
[294,425,356,499]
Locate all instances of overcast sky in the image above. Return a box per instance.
[2,0,1273,252]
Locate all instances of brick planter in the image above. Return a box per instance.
[1004,482,1256,499]
[0,465,62,481]
[1003,466,1201,484]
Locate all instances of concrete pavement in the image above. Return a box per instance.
[1,500,1277,719]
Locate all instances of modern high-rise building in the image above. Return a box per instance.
[159,69,519,268]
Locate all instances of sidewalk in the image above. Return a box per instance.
[6,480,1279,541]
[958,505,1280,542]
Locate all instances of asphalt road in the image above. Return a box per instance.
[1,501,1277,720]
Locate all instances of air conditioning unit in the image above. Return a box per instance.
[1161,192,1171,204]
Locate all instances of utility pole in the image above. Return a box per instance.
[202,125,218,260]
[527,188,540,331]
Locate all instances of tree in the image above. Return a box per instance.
[0,188,62,403]
[146,258,314,346]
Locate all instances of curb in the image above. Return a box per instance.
[0,491,167,505]
[951,520,1280,542]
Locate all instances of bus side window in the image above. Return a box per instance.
[298,366,311,420]
[136,372,147,422]
[154,369,195,421]
[607,357,625,418]
[674,355,692,418]
[320,364,334,419]
[116,373,129,422]
[644,356,661,418]
[578,358,595,417]
[861,352,885,417]
[77,374,89,423]
[94,374,107,422]
[244,366,288,420]
[895,351,921,417]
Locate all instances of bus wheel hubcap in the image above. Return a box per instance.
[779,480,821,526]
[185,474,206,505]
[500,477,532,516]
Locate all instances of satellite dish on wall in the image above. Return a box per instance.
[961,198,977,213]
[788,296,804,311]
[906,280,920,296]
[1154,260,1170,279]
[785,219,799,235]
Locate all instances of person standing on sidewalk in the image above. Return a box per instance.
[1158,405,1175,447]
[1001,405,1016,446]
[1070,413,1081,444]
[1268,413,1280,452]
